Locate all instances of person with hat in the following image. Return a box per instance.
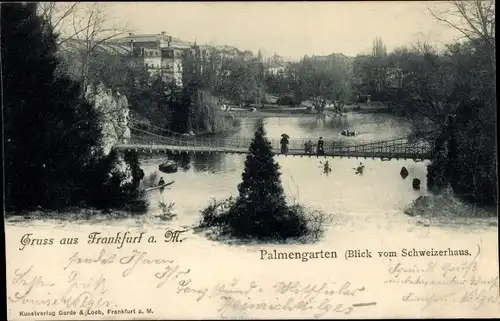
[317,137,325,155]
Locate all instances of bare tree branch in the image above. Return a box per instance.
[428,0,495,51]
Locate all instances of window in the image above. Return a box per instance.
[162,49,174,58]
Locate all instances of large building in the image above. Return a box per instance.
[111,32,195,85]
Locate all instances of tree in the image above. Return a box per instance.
[2,3,147,213]
[169,86,192,133]
[225,119,308,239]
[386,39,496,205]
[292,57,348,113]
[38,2,129,96]
[198,48,265,106]
[422,1,496,204]
[353,37,389,99]
[37,2,80,44]
[370,37,389,94]
[429,0,495,71]
[2,3,103,210]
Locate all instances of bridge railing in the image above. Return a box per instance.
[128,127,432,157]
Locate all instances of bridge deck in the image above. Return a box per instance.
[114,122,434,161]
[114,143,432,160]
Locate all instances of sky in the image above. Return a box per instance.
[101,1,462,60]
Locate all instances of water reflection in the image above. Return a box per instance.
[157,151,231,174]
[191,153,225,173]
[168,152,191,171]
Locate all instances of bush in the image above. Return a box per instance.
[404,187,495,218]
[82,150,148,213]
[199,196,236,228]
[276,95,300,106]
[199,198,333,242]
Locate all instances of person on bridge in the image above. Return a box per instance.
[317,137,325,155]
[280,134,289,154]
[308,140,314,154]
[304,140,313,154]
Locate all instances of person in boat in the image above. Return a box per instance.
[317,137,325,155]
[355,162,365,175]
[323,160,331,174]
[158,177,166,192]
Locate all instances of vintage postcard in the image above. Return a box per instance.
[3,1,499,319]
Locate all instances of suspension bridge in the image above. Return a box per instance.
[113,119,434,161]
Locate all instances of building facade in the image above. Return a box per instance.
[113,32,195,86]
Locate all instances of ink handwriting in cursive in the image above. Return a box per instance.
[8,265,114,310]
[64,249,187,278]
[385,254,499,311]
[172,277,375,318]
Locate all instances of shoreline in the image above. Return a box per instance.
[227,108,394,118]
[5,197,497,227]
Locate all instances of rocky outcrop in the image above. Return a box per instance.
[85,83,136,188]
[85,82,131,156]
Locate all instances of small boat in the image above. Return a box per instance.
[159,160,178,173]
[341,130,358,137]
[145,181,175,192]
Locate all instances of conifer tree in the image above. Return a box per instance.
[227,119,307,239]
[2,3,102,210]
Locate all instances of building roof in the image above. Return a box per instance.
[58,38,132,55]
[268,61,287,69]
[112,32,193,47]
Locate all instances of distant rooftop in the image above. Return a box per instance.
[312,53,353,61]
[268,61,290,69]
[59,38,132,55]
[112,32,193,47]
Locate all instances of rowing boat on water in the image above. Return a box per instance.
[159,160,178,173]
[145,181,175,192]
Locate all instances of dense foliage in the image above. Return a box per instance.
[353,38,496,204]
[2,3,146,212]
